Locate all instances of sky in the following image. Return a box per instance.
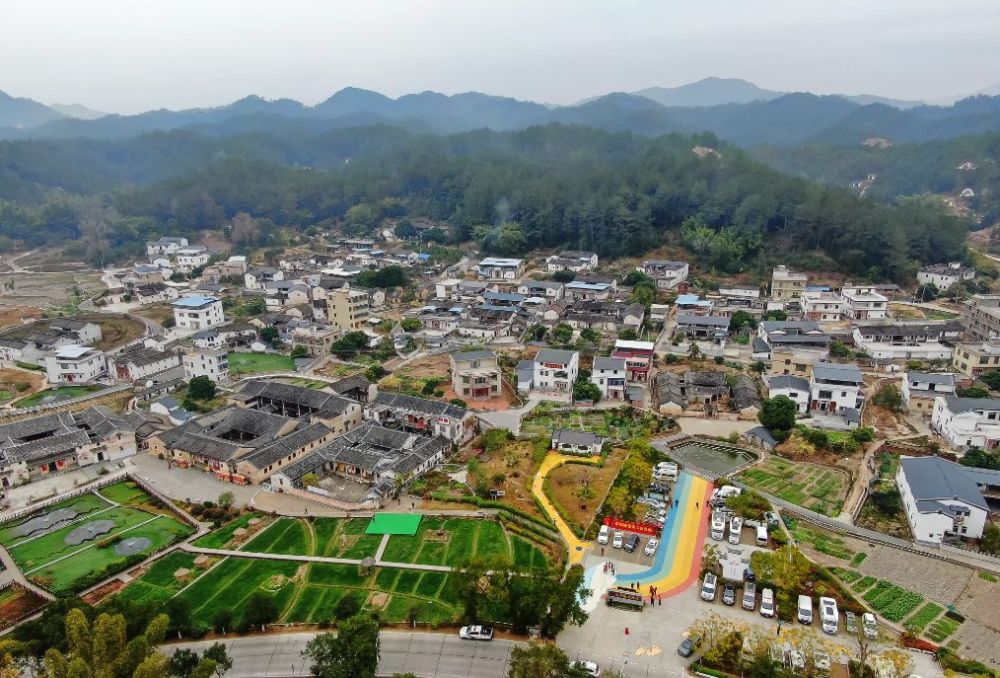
[3,0,1000,114]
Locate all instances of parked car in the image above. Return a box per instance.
[797,595,813,624]
[764,511,780,527]
[729,516,743,545]
[814,651,831,671]
[624,534,641,553]
[755,524,768,546]
[742,582,756,611]
[722,582,737,606]
[459,625,494,641]
[597,525,610,545]
[644,538,659,557]
[862,612,878,639]
[612,531,624,549]
[845,611,858,635]
[649,482,671,495]
[760,588,775,617]
[701,573,717,602]
[569,661,601,677]
[677,634,700,658]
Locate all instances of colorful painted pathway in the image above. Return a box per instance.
[581,472,713,608]
[531,453,600,565]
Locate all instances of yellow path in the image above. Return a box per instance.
[531,453,600,564]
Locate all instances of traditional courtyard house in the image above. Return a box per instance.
[364,392,475,444]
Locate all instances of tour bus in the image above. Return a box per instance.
[797,595,813,624]
[819,596,839,635]
[607,586,645,610]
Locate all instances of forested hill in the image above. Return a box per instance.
[0,124,967,281]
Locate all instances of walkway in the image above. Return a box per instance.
[595,472,713,600]
[179,543,454,573]
[530,453,601,564]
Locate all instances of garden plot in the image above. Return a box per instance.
[519,407,648,441]
[0,481,193,592]
[239,517,383,560]
[227,352,295,375]
[737,456,848,516]
[380,517,547,569]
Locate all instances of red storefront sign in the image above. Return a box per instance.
[603,516,660,537]
[543,362,564,369]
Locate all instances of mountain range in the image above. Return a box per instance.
[3,78,1000,148]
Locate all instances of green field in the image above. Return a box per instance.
[117,551,200,605]
[520,406,646,441]
[789,523,857,560]
[738,457,847,516]
[227,352,295,374]
[0,481,194,592]
[380,517,547,569]
[0,493,111,545]
[192,513,268,549]
[925,615,962,643]
[240,517,383,559]
[13,385,103,408]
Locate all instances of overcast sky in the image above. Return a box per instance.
[4,0,999,114]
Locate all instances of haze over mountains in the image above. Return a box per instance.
[2,77,1000,148]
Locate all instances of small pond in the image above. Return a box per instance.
[667,439,757,476]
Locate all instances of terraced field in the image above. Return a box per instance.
[738,456,848,516]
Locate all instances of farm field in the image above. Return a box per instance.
[738,456,848,516]
[0,584,49,629]
[0,481,194,592]
[227,352,294,374]
[13,385,103,408]
[520,406,649,441]
[116,551,203,605]
[192,512,272,550]
[240,517,383,559]
[379,517,548,569]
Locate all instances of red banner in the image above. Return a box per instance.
[603,517,660,537]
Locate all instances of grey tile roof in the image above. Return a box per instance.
[899,456,987,511]
[942,397,1000,414]
[535,349,577,365]
[769,375,810,391]
[240,380,357,416]
[552,429,602,446]
[593,357,626,371]
[744,426,777,446]
[906,371,956,386]
[113,346,178,368]
[676,314,729,327]
[812,362,863,384]
[450,350,496,362]
[240,422,332,470]
[372,392,468,420]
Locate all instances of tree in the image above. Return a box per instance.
[759,396,796,432]
[829,340,851,358]
[133,654,169,678]
[356,265,408,289]
[507,644,575,678]
[290,345,309,359]
[979,371,1000,391]
[332,332,370,359]
[65,609,91,664]
[960,446,1000,470]
[212,609,233,634]
[168,649,201,678]
[728,310,755,333]
[216,491,234,509]
[400,318,421,332]
[872,384,903,411]
[201,643,233,678]
[259,326,280,345]
[551,323,573,344]
[629,285,655,307]
[981,524,1000,555]
[187,376,217,401]
[304,614,380,678]
[957,385,990,398]
[91,613,126,669]
[366,364,388,381]
[240,593,278,631]
[573,378,601,403]
[579,327,600,343]
[481,428,512,452]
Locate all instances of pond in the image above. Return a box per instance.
[667,439,757,477]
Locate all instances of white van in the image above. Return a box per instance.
[701,573,717,602]
[597,525,610,545]
[755,524,768,546]
[797,595,813,624]
[759,588,775,617]
[654,461,678,480]
[729,516,743,545]
[819,597,838,635]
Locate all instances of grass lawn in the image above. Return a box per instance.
[227,352,295,374]
[0,492,111,546]
[239,517,382,560]
[0,481,193,592]
[738,456,848,516]
[13,385,103,408]
[381,517,547,569]
[117,551,199,605]
[789,523,857,560]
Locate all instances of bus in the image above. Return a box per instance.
[606,586,645,610]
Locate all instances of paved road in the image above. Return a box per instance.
[163,630,519,678]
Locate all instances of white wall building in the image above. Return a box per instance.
[591,356,627,400]
[531,349,579,396]
[640,260,689,290]
[902,372,956,415]
[44,345,107,384]
[897,455,989,543]
[174,245,211,273]
[932,396,1000,450]
[172,296,225,331]
[801,291,844,322]
[841,288,888,320]
[146,237,188,258]
[183,348,230,382]
[917,263,975,291]
[476,257,525,280]
[809,362,863,415]
[766,375,811,413]
[852,322,957,361]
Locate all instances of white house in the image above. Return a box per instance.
[932,396,1000,450]
[546,251,598,273]
[841,288,888,320]
[591,356,627,401]
[897,456,988,543]
[244,267,284,290]
[182,348,229,382]
[44,345,107,384]
[476,257,524,280]
[766,375,811,413]
[917,263,976,291]
[809,362,863,415]
[172,296,225,332]
[852,321,959,361]
[640,260,689,290]
[108,347,181,382]
[550,429,603,456]
[146,236,188,258]
[902,372,957,416]
[801,291,844,322]
[174,245,211,273]
[564,280,612,301]
[530,349,579,396]
[434,279,462,300]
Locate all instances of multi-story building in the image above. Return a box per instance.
[517,280,564,301]
[146,236,188,258]
[183,348,229,382]
[932,396,1000,450]
[902,372,956,415]
[953,338,1000,378]
[675,315,730,342]
[264,281,311,311]
[0,406,136,488]
[756,321,830,358]
[897,456,988,543]
[852,321,960,361]
[172,296,225,332]
[800,291,844,322]
[766,375,811,413]
[449,350,501,401]
[174,245,211,273]
[640,260,689,290]
[476,257,525,280]
[546,251,598,273]
[564,280,612,302]
[917,263,975,291]
[108,346,181,382]
[44,345,107,384]
[841,288,888,320]
[809,362,863,415]
[591,357,627,400]
[770,265,808,300]
[961,294,1000,342]
[612,339,655,382]
[328,289,369,332]
[530,349,579,395]
[766,346,826,379]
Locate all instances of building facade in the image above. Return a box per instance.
[449,350,501,401]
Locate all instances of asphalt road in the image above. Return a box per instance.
[162,630,520,678]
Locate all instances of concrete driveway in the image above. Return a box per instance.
[127,453,259,507]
